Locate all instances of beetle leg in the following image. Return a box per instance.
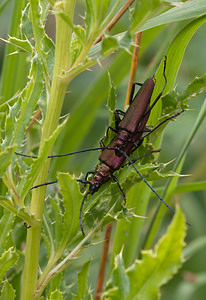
[144,56,167,116]
[84,171,95,181]
[129,137,144,151]
[77,178,91,192]
[112,175,126,205]
[115,109,125,127]
[100,126,118,147]
[129,82,143,105]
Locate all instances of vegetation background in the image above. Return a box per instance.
[0,0,206,299]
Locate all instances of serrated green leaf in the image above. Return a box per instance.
[161,72,206,114]
[49,290,63,300]
[21,4,34,41]
[105,209,185,299]
[72,258,92,300]
[58,172,82,246]
[0,280,16,300]
[104,251,130,299]
[126,208,186,300]
[0,210,15,255]
[29,0,55,82]
[0,146,16,177]
[2,100,21,149]
[8,36,33,53]
[179,73,206,102]
[19,119,68,201]
[139,0,206,32]
[116,162,181,194]
[49,197,64,249]
[2,56,43,150]
[0,247,19,283]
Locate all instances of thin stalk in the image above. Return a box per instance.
[95,223,113,300]
[124,32,142,108]
[21,1,76,299]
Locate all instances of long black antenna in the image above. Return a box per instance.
[15,147,112,159]
[80,190,91,236]
[148,56,167,113]
[119,149,176,215]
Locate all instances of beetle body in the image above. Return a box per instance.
[87,78,155,194]
[18,57,180,235]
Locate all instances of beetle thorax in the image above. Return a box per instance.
[89,164,113,194]
[113,130,130,155]
[116,130,129,147]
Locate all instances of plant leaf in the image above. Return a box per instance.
[0,146,16,177]
[8,36,33,53]
[126,208,185,300]
[104,251,130,299]
[105,208,186,299]
[58,172,82,247]
[2,56,43,150]
[72,258,92,300]
[49,290,63,300]
[0,280,15,300]
[49,291,63,300]
[0,247,19,283]
[139,0,206,32]
[0,210,15,255]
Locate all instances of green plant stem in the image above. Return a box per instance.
[21,1,76,299]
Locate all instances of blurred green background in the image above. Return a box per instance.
[1,1,206,299]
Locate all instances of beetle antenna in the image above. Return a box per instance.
[80,190,91,236]
[119,149,176,215]
[162,55,167,91]
[15,147,114,159]
[145,56,167,114]
[30,180,58,190]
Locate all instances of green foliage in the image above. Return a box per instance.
[0,280,16,300]
[0,248,19,283]
[72,259,93,300]
[0,0,206,299]
[105,208,185,300]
